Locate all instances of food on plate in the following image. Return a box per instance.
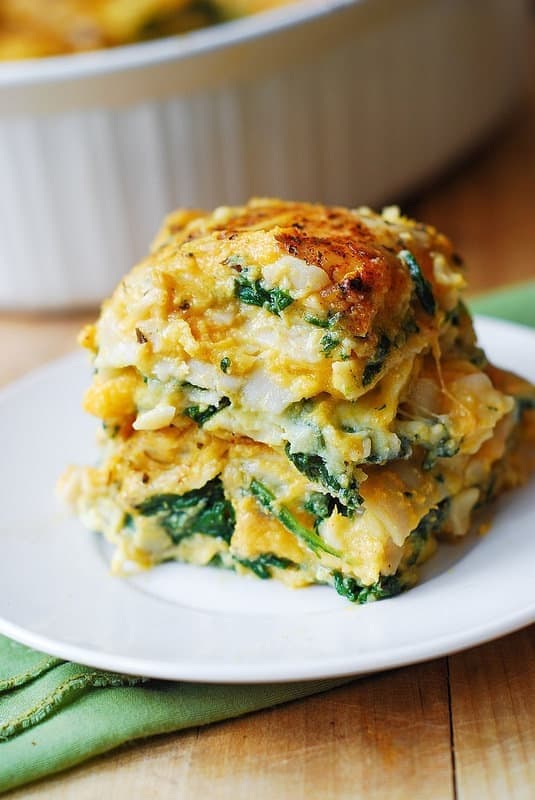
[0,0,300,60]
[59,199,535,603]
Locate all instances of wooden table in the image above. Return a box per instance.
[3,48,535,800]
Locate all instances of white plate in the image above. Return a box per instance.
[0,317,534,682]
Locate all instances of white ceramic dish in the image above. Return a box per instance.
[0,0,529,309]
[0,316,533,682]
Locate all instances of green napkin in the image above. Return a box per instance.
[1,280,534,794]
[0,637,348,794]
[469,280,535,327]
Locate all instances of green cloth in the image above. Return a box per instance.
[0,638,348,794]
[1,280,534,794]
[469,280,535,327]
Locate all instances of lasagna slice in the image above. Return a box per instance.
[60,199,535,602]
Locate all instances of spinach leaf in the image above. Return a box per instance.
[250,479,341,558]
[183,396,230,427]
[362,333,391,386]
[136,477,235,544]
[207,553,226,569]
[332,572,405,603]
[304,492,351,527]
[422,436,459,469]
[123,512,134,530]
[234,276,293,315]
[404,498,450,565]
[285,444,362,511]
[238,553,296,579]
[399,249,436,315]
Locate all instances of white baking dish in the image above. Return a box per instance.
[0,0,529,309]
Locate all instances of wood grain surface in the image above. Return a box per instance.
[2,22,535,800]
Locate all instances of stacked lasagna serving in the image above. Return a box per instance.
[60,199,535,603]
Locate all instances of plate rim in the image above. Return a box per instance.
[0,598,533,683]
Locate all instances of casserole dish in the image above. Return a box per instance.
[0,0,528,308]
